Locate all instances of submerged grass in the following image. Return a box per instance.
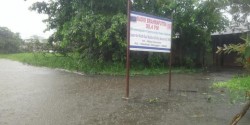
[213,75,250,101]
[0,53,200,75]
[214,75,250,92]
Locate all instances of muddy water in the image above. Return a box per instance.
[0,59,249,125]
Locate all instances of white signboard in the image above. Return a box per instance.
[130,11,172,53]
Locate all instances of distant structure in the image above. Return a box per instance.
[24,35,47,43]
[21,35,48,52]
[212,24,250,67]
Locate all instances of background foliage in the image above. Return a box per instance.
[30,0,228,67]
[0,27,23,53]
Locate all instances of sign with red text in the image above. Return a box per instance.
[130,11,172,53]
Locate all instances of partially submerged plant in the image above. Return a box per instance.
[216,32,250,69]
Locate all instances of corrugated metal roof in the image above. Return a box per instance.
[212,25,250,35]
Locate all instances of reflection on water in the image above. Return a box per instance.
[0,59,249,125]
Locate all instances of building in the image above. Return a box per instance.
[212,25,250,67]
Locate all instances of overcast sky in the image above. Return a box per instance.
[0,0,53,39]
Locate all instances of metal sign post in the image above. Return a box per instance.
[124,0,131,99]
[169,12,174,92]
[168,52,172,92]
[168,1,180,92]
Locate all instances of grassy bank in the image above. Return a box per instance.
[214,75,250,100]
[0,53,200,75]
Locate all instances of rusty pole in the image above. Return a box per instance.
[168,53,172,92]
[125,0,131,99]
[168,10,174,92]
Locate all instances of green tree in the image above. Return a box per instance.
[29,0,227,67]
[226,0,250,26]
[172,0,228,66]
[30,0,127,62]
[0,27,23,53]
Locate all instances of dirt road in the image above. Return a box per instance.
[0,59,249,125]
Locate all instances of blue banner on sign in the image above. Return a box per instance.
[130,45,171,52]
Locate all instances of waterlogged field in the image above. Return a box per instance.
[0,59,249,125]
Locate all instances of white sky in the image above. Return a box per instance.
[0,0,53,39]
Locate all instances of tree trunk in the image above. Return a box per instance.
[230,100,250,125]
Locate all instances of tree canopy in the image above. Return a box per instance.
[30,0,228,66]
[0,27,23,53]
[226,0,250,26]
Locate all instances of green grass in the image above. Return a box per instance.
[214,75,250,92]
[213,75,250,101]
[0,53,201,75]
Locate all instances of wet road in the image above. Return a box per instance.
[0,59,249,125]
[0,59,127,125]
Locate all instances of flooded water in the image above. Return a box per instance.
[0,59,249,125]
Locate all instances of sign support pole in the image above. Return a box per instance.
[168,52,172,92]
[169,11,174,92]
[125,0,131,99]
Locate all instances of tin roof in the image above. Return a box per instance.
[212,25,250,35]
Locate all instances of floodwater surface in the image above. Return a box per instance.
[0,59,249,125]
